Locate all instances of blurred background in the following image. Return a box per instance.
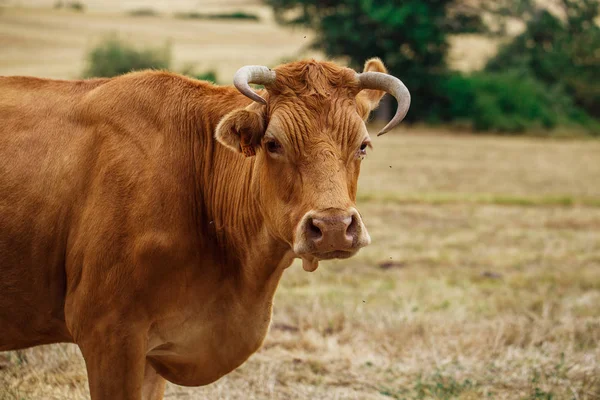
[1,1,599,399]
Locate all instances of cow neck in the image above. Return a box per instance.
[190,90,290,291]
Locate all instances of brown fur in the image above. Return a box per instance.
[0,58,388,399]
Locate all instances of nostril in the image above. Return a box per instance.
[307,218,323,241]
[345,214,358,241]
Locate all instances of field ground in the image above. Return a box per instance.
[1,131,599,399]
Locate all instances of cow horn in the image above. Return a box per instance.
[357,72,411,136]
[233,66,276,105]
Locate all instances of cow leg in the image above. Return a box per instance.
[142,361,166,400]
[77,328,147,400]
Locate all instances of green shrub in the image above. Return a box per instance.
[174,11,259,21]
[54,1,85,11]
[83,35,219,85]
[486,7,600,120]
[442,71,599,135]
[83,35,171,78]
[127,8,159,17]
[191,71,217,83]
[179,65,218,83]
[68,1,85,12]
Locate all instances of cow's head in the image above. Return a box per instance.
[215,59,410,271]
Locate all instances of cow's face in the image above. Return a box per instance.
[216,59,410,270]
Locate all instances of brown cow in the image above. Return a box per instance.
[0,58,409,399]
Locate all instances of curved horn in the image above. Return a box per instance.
[357,72,411,136]
[233,65,276,105]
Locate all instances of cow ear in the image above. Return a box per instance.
[356,58,388,121]
[215,105,266,157]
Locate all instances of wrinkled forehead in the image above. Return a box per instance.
[266,98,369,150]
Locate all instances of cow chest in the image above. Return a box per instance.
[145,277,276,386]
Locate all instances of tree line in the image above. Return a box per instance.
[265,0,600,135]
[82,0,600,135]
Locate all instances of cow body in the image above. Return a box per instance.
[0,73,285,384]
[0,59,408,399]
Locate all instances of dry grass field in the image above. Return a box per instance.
[1,131,599,399]
[1,2,599,400]
[0,1,317,81]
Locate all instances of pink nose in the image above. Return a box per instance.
[294,208,371,256]
[307,214,354,251]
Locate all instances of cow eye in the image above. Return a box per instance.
[265,139,282,154]
[359,140,370,157]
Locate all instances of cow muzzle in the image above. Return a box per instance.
[293,208,371,266]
